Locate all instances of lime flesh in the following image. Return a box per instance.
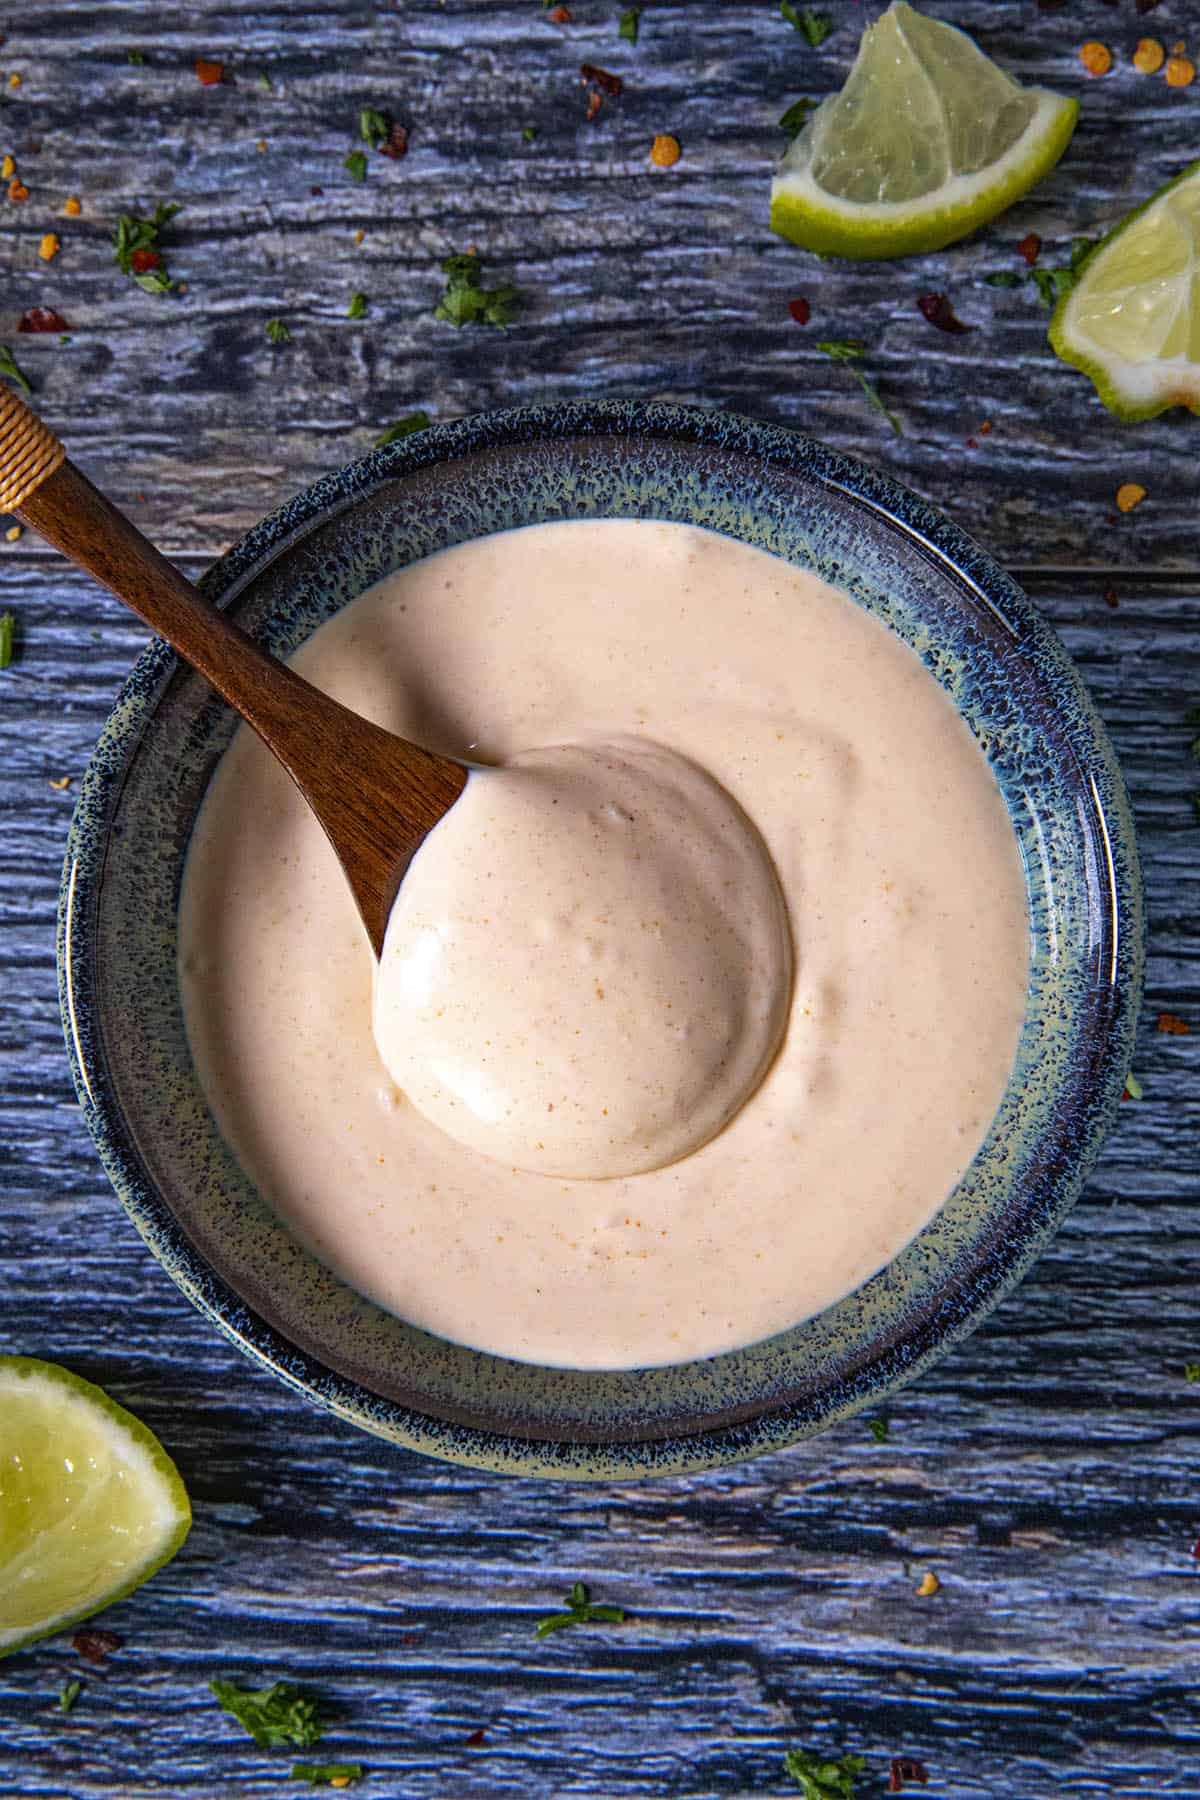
[771,1,1078,259]
[1050,160,1200,420]
[0,1356,191,1656]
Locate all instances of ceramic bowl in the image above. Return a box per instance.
[58,401,1143,1479]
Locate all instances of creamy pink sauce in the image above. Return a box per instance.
[178,520,1029,1369]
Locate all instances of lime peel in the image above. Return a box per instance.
[1050,159,1200,420]
[0,1355,191,1657]
[771,2,1078,260]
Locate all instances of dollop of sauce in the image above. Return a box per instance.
[373,739,792,1178]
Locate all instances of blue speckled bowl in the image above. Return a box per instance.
[58,401,1143,1479]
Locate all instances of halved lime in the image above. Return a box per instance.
[0,1356,191,1656]
[1050,161,1200,420]
[771,1,1078,260]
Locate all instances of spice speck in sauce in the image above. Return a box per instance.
[789,296,811,325]
[63,194,81,215]
[195,58,224,85]
[1016,232,1041,265]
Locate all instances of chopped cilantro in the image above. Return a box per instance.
[535,1580,626,1638]
[266,317,291,344]
[374,412,431,447]
[343,149,368,181]
[434,252,520,329]
[57,1678,81,1713]
[1184,1362,1200,1383]
[987,237,1100,308]
[347,291,367,319]
[522,125,539,143]
[783,1747,866,1798]
[619,6,642,44]
[360,106,389,148]
[112,202,181,294]
[782,4,831,45]
[868,1417,889,1443]
[779,96,816,137]
[127,48,146,65]
[259,71,273,90]
[209,1678,326,1749]
[0,344,31,394]
[816,339,901,435]
[291,1764,363,1787]
[1030,267,1060,309]
[1124,1072,1145,1100]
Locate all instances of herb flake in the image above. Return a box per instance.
[619,6,642,44]
[360,106,389,148]
[374,412,431,447]
[266,317,291,344]
[347,291,367,320]
[0,344,31,393]
[1184,1362,1200,1383]
[522,125,539,143]
[0,613,14,670]
[868,1417,889,1443]
[816,339,901,435]
[57,1678,81,1713]
[784,1747,866,1798]
[343,149,367,181]
[112,202,181,294]
[209,1678,326,1750]
[291,1764,363,1788]
[535,1580,626,1638]
[779,96,816,137]
[434,252,520,329]
[782,4,831,45]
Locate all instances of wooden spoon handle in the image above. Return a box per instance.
[0,385,467,953]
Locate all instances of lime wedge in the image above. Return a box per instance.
[0,1356,191,1656]
[771,1,1078,259]
[1050,160,1200,420]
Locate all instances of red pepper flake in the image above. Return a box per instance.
[1103,584,1120,609]
[465,1728,487,1747]
[379,121,409,159]
[310,184,324,196]
[546,4,571,20]
[1017,232,1041,266]
[18,306,69,332]
[917,292,971,333]
[966,436,978,450]
[72,1628,123,1664]
[979,419,993,435]
[130,247,162,274]
[585,88,603,121]
[1158,1012,1190,1035]
[889,1756,930,1792]
[580,63,623,97]
[789,296,811,326]
[1192,1538,1200,1560]
[195,58,224,86]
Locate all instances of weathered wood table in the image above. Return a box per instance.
[3,3,1198,1795]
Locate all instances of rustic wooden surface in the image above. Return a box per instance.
[2,4,1199,1796]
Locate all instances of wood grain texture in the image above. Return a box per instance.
[2,3,1199,1797]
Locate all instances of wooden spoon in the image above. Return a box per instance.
[0,385,468,956]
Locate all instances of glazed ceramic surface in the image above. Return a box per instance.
[57,402,1143,1479]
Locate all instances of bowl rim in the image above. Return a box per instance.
[57,399,1144,1479]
